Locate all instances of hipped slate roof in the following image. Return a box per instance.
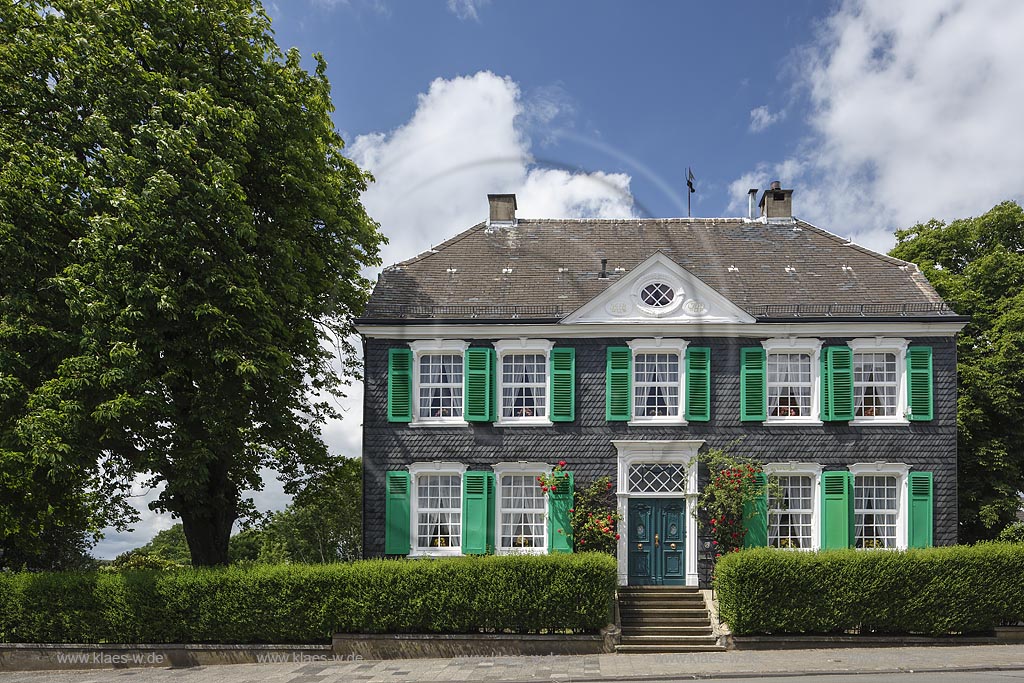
[363,218,953,321]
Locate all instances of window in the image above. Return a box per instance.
[853,353,898,418]
[768,475,813,549]
[628,339,688,424]
[849,462,910,549]
[409,340,469,426]
[628,463,687,494]
[761,338,822,423]
[408,462,467,556]
[493,340,552,425]
[854,475,898,549]
[640,282,675,307]
[847,338,909,424]
[497,472,547,553]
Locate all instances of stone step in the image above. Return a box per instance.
[620,625,715,635]
[615,644,727,654]
[619,607,708,616]
[620,635,720,645]
[619,598,706,607]
[619,586,702,594]
[620,617,713,627]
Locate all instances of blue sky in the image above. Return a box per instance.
[94,0,1024,557]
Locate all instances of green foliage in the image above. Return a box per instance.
[715,544,1024,636]
[134,525,192,566]
[891,201,1024,541]
[566,476,620,554]
[0,554,617,643]
[695,445,767,554]
[996,521,1024,544]
[103,550,181,572]
[0,1,383,567]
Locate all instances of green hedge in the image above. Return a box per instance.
[0,553,617,643]
[715,544,1024,636]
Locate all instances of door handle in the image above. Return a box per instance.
[637,543,643,551]
[654,533,660,548]
[670,543,677,550]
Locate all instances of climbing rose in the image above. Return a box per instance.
[615,534,621,540]
[559,460,566,468]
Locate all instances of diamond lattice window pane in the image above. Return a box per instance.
[640,282,675,307]
[628,463,686,493]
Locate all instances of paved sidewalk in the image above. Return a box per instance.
[2,644,1024,682]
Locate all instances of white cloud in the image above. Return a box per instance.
[749,105,785,132]
[447,0,488,20]
[730,0,1024,254]
[349,71,635,267]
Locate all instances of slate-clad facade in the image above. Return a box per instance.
[356,187,966,588]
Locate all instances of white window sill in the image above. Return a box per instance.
[410,419,469,428]
[855,545,905,551]
[850,418,909,426]
[769,545,818,552]
[409,549,463,558]
[763,419,824,427]
[495,548,547,556]
[629,418,688,427]
[495,419,552,427]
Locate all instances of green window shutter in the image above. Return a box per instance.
[820,350,830,421]
[685,347,711,422]
[907,346,934,421]
[742,472,769,548]
[606,346,632,421]
[464,347,495,422]
[550,347,576,422]
[820,471,853,549]
[908,471,934,548]
[739,347,766,422]
[823,347,855,421]
[547,470,574,554]
[387,348,413,423]
[485,472,496,554]
[462,472,490,555]
[384,471,411,555]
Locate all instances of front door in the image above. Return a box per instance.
[627,498,686,585]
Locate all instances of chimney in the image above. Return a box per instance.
[487,193,517,226]
[758,181,794,219]
[747,188,758,219]
[599,258,608,279]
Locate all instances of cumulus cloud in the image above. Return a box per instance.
[349,71,635,267]
[729,0,1024,254]
[749,105,785,132]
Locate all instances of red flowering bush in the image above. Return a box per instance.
[537,460,571,493]
[696,446,767,556]
[569,477,621,554]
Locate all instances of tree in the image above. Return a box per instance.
[890,201,1024,541]
[135,523,192,565]
[0,1,383,565]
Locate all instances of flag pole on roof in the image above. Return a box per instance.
[686,167,696,217]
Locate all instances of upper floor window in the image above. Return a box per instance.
[628,339,688,424]
[409,340,469,426]
[493,339,553,425]
[847,338,909,424]
[760,338,823,424]
[640,282,675,308]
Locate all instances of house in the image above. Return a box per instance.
[355,185,967,587]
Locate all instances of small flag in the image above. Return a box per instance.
[687,167,696,193]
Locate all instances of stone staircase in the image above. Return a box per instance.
[616,586,726,654]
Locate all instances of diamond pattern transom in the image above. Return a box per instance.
[640,282,675,307]
[628,463,686,493]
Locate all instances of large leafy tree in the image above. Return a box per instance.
[890,201,1024,542]
[0,1,382,565]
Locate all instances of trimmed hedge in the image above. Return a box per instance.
[715,544,1024,636]
[0,553,616,643]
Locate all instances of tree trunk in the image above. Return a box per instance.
[181,502,236,566]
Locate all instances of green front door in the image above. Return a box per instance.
[627,498,686,585]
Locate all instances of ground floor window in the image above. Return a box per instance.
[415,473,462,552]
[854,474,898,548]
[768,474,813,549]
[498,473,546,552]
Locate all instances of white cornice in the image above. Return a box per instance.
[357,321,967,339]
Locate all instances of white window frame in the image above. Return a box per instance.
[628,338,688,426]
[848,462,910,550]
[493,339,553,426]
[409,339,470,427]
[408,461,467,557]
[492,461,552,555]
[761,338,823,425]
[847,338,909,425]
[763,462,823,551]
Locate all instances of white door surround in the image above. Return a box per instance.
[613,439,704,587]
